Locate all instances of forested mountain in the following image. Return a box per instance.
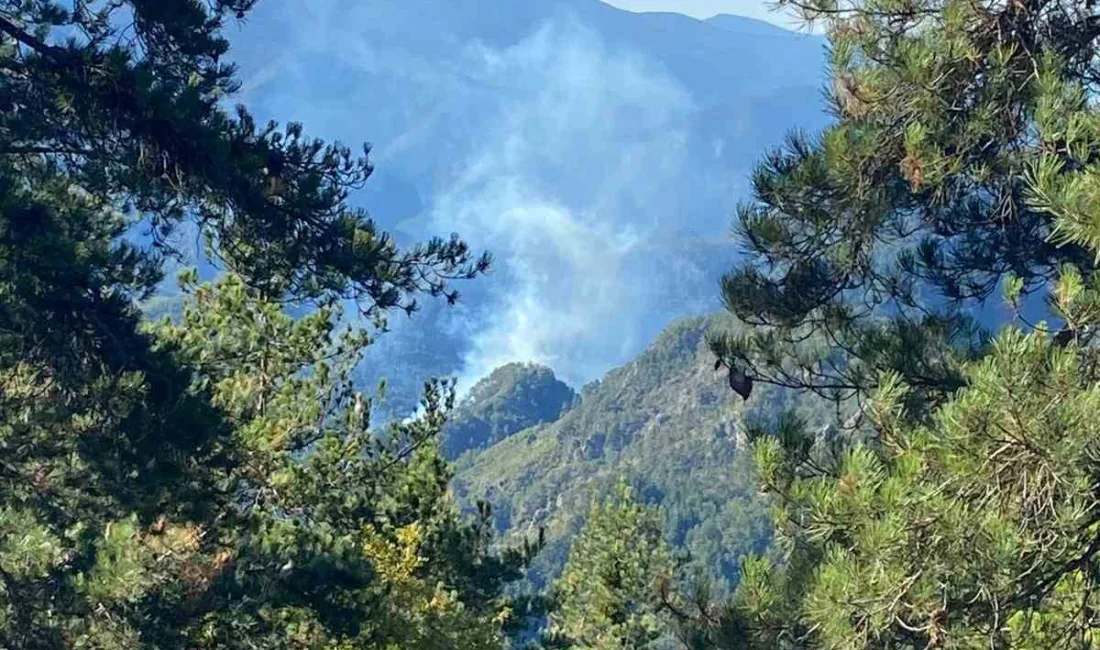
[443,363,576,458]
[453,314,828,589]
[219,0,828,417]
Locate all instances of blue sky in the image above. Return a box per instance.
[602,0,799,26]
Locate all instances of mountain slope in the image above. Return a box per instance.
[452,314,828,588]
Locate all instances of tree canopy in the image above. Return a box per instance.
[710,0,1100,414]
[0,0,488,311]
[697,1,1100,648]
[0,2,530,649]
[547,481,678,650]
[11,0,1100,648]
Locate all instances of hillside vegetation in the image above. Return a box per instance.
[443,363,576,458]
[454,314,827,589]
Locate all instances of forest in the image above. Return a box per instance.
[2,0,1100,648]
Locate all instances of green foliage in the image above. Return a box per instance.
[711,0,1100,411]
[150,272,540,649]
[0,0,488,312]
[547,481,677,650]
[455,315,827,590]
[1,264,534,648]
[160,275,534,625]
[689,1,1100,649]
[0,2,522,648]
[444,363,576,458]
[0,161,239,648]
[718,322,1100,649]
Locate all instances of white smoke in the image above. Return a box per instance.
[226,3,797,403]
[424,20,714,392]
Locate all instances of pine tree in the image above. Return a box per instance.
[695,1,1100,648]
[144,273,534,649]
[547,481,678,650]
[0,2,508,648]
[0,1,488,309]
[709,0,1100,414]
[725,281,1100,649]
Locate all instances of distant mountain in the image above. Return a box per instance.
[443,362,576,458]
[452,313,830,588]
[216,1,830,417]
[704,13,807,38]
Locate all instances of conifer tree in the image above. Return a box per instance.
[548,481,678,650]
[716,272,1100,649]
[698,1,1100,648]
[0,2,510,648]
[710,0,1100,414]
[0,1,488,309]
[145,274,533,650]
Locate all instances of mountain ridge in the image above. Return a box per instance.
[452,313,830,588]
[443,362,576,458]
[704,12,810,38]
